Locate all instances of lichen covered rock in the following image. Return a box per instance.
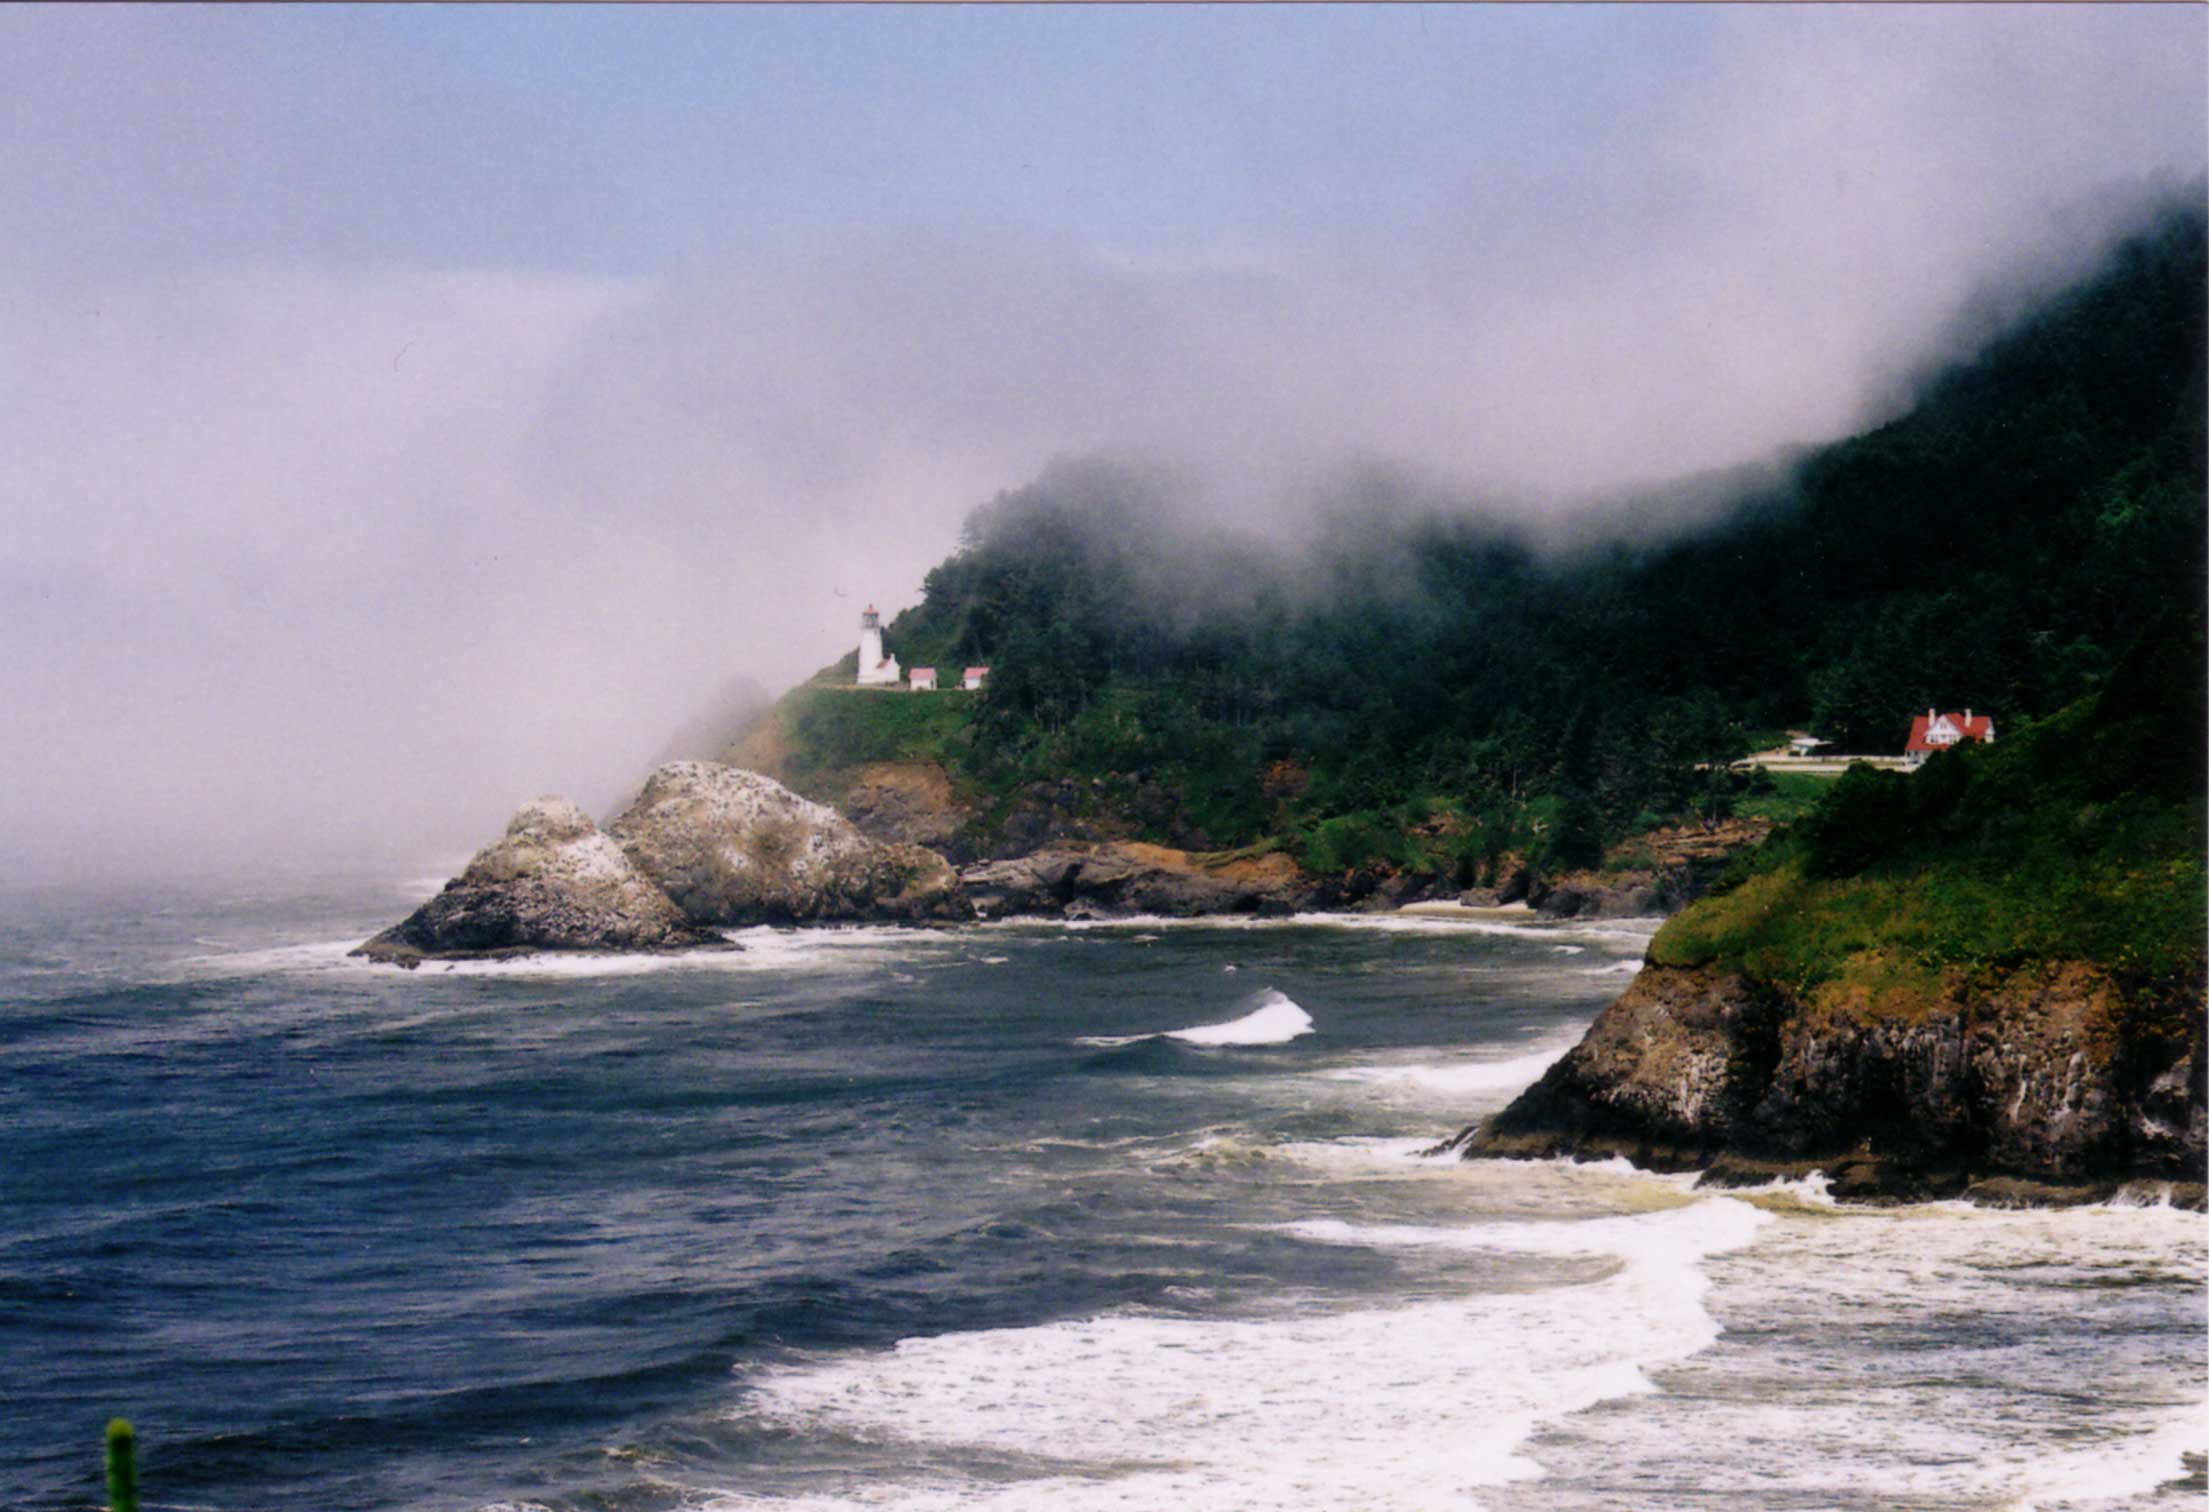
[608,762,970,925]
[354,797,718,967]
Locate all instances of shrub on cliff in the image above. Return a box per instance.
[1651,617,2206,1005]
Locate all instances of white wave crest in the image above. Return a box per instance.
[1169,990,1313,1045]
[1075,989,1315,1048]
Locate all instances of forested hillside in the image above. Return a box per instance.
[744,206,2206,879]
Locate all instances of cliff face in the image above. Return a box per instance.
[1462,962,2207,1203]
[1464,626,2209,1204]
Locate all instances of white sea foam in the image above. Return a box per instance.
[1524,1192,2209,1509]
[1034,911,1661,951]
[731,1197,1763,1510]
[1581,959,1644,976]
[164,938,378,980]
[171,921,967,982]
[1268,1135,1455,1174]
[1994,1396,2207,1511]
[1314,1036,1580,1101]
[1281,1191,1769,1264]
[1075,989,1315,1048]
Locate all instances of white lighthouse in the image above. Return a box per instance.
[855,605,902,686]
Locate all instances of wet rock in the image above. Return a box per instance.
[959,842,1313,919]
[1454,962,2208,1199]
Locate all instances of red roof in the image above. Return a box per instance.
[1905,711,1994,753]
[964,666,989,677]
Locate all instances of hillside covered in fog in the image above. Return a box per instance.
[734,207,2205,889]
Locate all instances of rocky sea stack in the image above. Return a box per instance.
[355,764,972,966]
[353,797,722,968]
[608,761,969,925]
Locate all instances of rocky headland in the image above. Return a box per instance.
[1448,639,2209,1206]
[359,755,1763,967]
[1449,960,2207,1207]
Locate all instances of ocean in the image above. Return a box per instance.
[2,877,2202,1511]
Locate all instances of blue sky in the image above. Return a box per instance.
[1,4,2202,877]
[359,6,1705,265]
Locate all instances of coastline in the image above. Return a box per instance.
[238,884,2203,1224]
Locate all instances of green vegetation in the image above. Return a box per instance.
[1732,770,1839,829]
[1650,624,2207,1010]
[106,1420,138,1512]
[778,681,979,784]
[751,208,2204,888]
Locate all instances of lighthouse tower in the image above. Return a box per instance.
[855,605,902,686]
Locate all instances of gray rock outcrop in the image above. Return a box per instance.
[353,797,721,967]
[607,762,969,925]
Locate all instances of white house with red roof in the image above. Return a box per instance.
[854,606,902,687]
[1903,708,1994,765]
[962,666,989,692]
[909,667,937,692]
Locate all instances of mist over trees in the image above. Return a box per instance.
[867,207,2205,865]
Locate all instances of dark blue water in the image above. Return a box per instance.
[5,881,2201,1512]
[0,880,1626,1510]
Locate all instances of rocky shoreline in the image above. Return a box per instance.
[360,761,1744,966]
[356,767,2202,1209]
[1443,961,2209,1210]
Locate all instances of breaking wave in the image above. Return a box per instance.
[1075,989,1314,1048]
[732,1197,1765,1511]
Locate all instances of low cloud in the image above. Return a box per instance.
[0,6,2200,880]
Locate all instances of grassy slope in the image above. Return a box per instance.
[1648,628,2205,1016]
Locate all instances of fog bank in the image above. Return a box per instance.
[0,6,2200,881]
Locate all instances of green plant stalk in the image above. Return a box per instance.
[105,1419,138,1512]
